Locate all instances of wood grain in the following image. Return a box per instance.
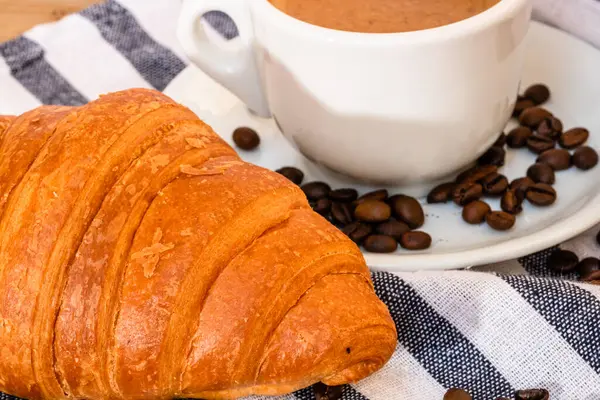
[0,0,100,41]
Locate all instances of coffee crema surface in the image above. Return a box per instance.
[268,0,501,33]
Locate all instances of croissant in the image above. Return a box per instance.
[0,89,396,400]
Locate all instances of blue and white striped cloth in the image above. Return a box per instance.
[1,1,600,399]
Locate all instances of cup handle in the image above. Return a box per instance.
[177,0,270,117]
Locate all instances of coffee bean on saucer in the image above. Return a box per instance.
[329,188,358,203]
[507,126,533,148]
[510,177,535,197]
[427,182,455,204]
[477,146,505,166]
[301,181,331,200]
[388,195,424,229]
[486,211,516,231]
[524,83,551,105]
[526,135,555,154]
[462,200,491,224]
[536,149,571,170]
[355,189,389,205]
[576,257,600,281]
[363,234,398,253]
[479,172,509,196]
[276,166,304,185]
[559,127,589,149]
[354,200,391,223]
[342,222,372,244]
[527,163,555,184]
[572,146,599,170]
[493,132,507,147]
[375,220,410,240]
[400,231,432,250]
[452,182,483,206]
[313,382,343,400]
[456,165,498,184]
[548,249,579,274]
[526,183,556,206]
[515,388,550,400]
[232,127,260,150]
[501,190,523,215]
[513,97,535,118]
[443,388,472,400]
[519,107,553,128]
[313,198,332,216]
[537,117,563,139]
[331,202,354,225]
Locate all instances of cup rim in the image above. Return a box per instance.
[254,0,529,44]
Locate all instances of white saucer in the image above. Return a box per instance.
[165,22,600,271]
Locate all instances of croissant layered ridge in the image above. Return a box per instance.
[0,89,397,400]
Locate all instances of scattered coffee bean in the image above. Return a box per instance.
[301,181,331,200]
[582,269,600,282]
[524,83,551,105]
[314,383,344,400]
[501,190,523,215]
[462,200,491,224]
[456,165,498,184]
[375,220,410,240]
[400,231,432,250]
[559,127,589,149]
[276,166,304,185]
[526,135,555,154]
[342,222,372,244]
[452,183,483,206]
[329,188,358,203]
[477,146,505,166]
[515,388,550,400]
[493,132,507,147]
[510,177,535,197]
[536,116,563,139]
[313,198,332,216]
[526,183,556,206]
[443,388,472,400]
[513,97,535,118]
[355,189,389,205]
[536,149,571,171]
[331,202,354,225]
[486,211,516,231]
[572,146,599,170]
[479,172,509,196]
[507,126,533,148]
[232,127,260,150]
[548,249,579,274]
[519,107,553,128]
[354,200,391,223]
[577,257,600,281]
[427,182,455,204]
[389,195,425,229]
[527,163,555,185]
[363,234,398,253]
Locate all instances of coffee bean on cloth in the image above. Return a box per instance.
[444,388,472,400]
[548,250,579,274]
[515,388,550,400]
[232,127,260,150]
[4,3,600,400]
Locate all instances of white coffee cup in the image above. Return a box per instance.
[178,0,532,190]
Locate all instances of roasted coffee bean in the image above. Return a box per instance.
[572,146,599,170]
[329,188,358,203]
[443,388,472,400]
[501,190,523,215]
[313,198,332,216]
[314,382,344,400]
[276,166,304,185]
[301,181,331,200]
[477,146,505,167]
[493,132,507,147]
[462,200,491,224]
[519,107,553,128]
[537,149,571,171]
[513,97,535,118]
[526,183,556,206]
[452,183,483,206]
[354,200,391,223]
[331,202,354,225]
[526,135,555,154]
[524,83,551,105]
[400,231,432,250]
[527,162,555,184]
[486,211,516,231]
[355,189,389,205]
[581,269,600,282]
[479,172,509,195]
[576,257,600,280]
[389,195,425,229]
[536,117,563,139]
[232,127,260,150]
[548,249,579,274]
[427,182,455,204]
[456,165,498,184]
[363,234,398,253]
[597,229,600,246]
[515,388,550,400]
[507,126,533,148]
[375,220,410,240]
[342,222,372,244]
[510,177,535,197]
[559,127,589,149]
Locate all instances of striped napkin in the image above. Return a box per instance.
[1,1,600,399]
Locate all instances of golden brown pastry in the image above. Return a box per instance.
[0,89,396,400]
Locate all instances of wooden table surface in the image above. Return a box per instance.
[0,0,99,41]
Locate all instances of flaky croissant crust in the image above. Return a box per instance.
[0,89,396,400]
